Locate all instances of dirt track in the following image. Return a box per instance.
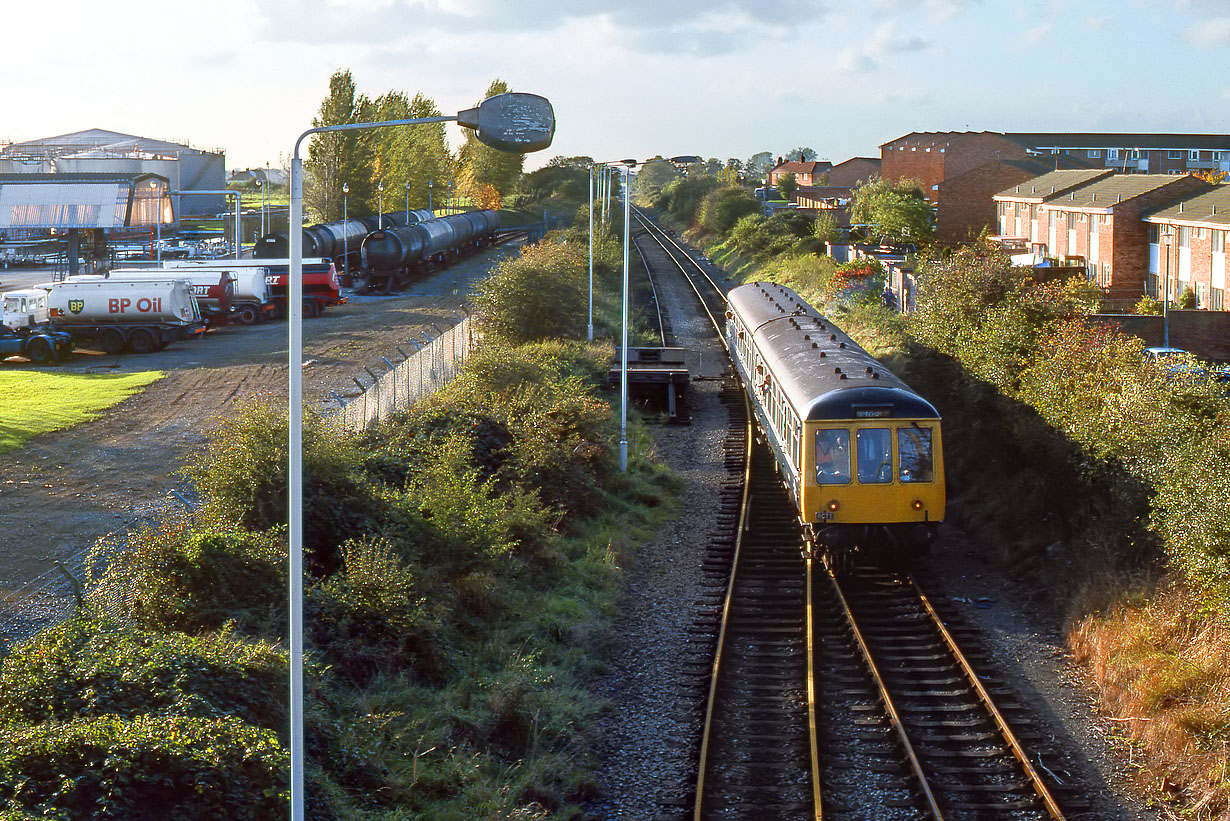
[0,246,514,597]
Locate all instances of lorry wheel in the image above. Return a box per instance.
[237,306,259,325]
[26,338,53,364]
[303,299,320,318]
[100,328,126,355]
[127,329,157,354]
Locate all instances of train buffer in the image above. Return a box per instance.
[609,347,690,422]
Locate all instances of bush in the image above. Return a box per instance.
[662,176,721,224]
[181,403,383,574]
[697,186,760,234]
[472,240,614,344]
[0,617,286,730]
[90,527,284,637]
[0,714,287,820]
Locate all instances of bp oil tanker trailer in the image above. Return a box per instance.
[109,267,276,325]
[28,277,205,354]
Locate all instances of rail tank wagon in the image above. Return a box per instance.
[358,209,499,292]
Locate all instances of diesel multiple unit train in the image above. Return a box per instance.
[725,282,945,569]
[253,209,500,293]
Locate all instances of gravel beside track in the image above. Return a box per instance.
[589,231,1163,819]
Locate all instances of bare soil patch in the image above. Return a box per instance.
[0,246,514,595]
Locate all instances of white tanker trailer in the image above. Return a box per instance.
[106,267,276,325]
[7,277,206,354]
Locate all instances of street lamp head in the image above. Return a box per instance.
[343,183,349,194]
[378,180,384,192]
[669,155,702,164]
[620,159,637,166]
[456,92,555,153]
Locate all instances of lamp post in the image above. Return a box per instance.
[257,178,266,237]
[378,180,384,229]
[1162,227,1172,348]
[405,181,411,223]
[287,91,554,821]
[342,183,349,277]
[428,180,434,213]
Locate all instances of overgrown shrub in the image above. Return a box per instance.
[90,527,284,637]
[0,714,287,820]
[182,403,383,573]
[696,186,760,234]
[0,617,285,730]
[661,175,721,224]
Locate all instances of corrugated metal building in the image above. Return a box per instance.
[0,129,225,219]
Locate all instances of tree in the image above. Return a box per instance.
[458,78,527,201]
[634,157,680,201]
[778,172,798,201]
[697,187,760,234]
[745,151,774,181]
[849,176,935,245]
[782,146,817,162]
[305,69,375,222]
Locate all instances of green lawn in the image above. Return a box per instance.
[0,370,164,451]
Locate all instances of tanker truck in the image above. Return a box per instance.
[0,289,75,364]
[106,267,277,325]
[7,278,206,354]
[162,257,345,318]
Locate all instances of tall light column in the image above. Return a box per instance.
[620,161,632,472]
[342,183,349,277]
[287,92,554,821]
[405,181,411,223]
[378,180,384,229]
[588,165,594,341]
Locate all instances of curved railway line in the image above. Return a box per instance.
[628,209,1076,820]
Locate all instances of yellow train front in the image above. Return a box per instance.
[725,282,945,569]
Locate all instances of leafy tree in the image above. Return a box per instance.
[725,158,744,173]
[745,151,775,181]
[849,176,935,245]
[697,186,760,234]
[663,175,721,223]
[814,210,842,243]
[782,146,817,162]
[519,162,589,203]
[778,171,798,201]
[458,78,527,199]
[1178,286,1199,308]
[634,157,680,201]
[305,69,375,222]
[717,167,740,187]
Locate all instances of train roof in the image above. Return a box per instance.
[728,282,939,421]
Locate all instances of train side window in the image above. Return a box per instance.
[898,426,934,483]
[815,429,850,484]
[856,428,893,484]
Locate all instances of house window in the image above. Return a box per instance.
[1087,149,1101,158]
[1214,230,1226,253]
[1148,224,1159,243]
[1212,288,1224,311]
[1101,215,1111,225]
[1177,226,1191,248]
[1195,227,1206,240]
[1079,213,1086,222]
[1190,150,1200,161]
[1168,150,1183,159]
[1213,151,1224,162]
[1107,149,1119,160]
[1131,149,1141,159]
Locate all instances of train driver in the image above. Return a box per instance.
[815,429,850,483]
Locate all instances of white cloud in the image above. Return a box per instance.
[1180,17,1230,48]
[832,19,930,74]
[1023,23,1053,47]
[872,0,976,20]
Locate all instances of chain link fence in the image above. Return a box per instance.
[330,313,475,431]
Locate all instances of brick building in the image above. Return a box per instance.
[996,173,1213,302]
[1008,133,1230,177]
[825,157,880,188]
[937,156,1095,244]
[994,169,1114,243]
[767,156,832,187]
[880,132,1031,203]
[1143,186,1230,311]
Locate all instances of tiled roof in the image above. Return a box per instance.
[994,169,1112,201]
[1043,174,1206,209]
[771,160,832,174]
[1144,184,1230,227]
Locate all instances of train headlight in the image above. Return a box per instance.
[826,500,839,512]
[912,499,923,510]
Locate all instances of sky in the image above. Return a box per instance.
[5,0,1229,174]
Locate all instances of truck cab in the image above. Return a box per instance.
[2,289,51,329]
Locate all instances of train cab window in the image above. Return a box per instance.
[815,429,850,484]
[898,426,934,483]
[856,428,893,484]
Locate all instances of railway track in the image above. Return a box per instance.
[629,208,1075,820]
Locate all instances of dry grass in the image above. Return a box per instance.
[1071,582,1230,818]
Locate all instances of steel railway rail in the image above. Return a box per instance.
[630,209,1072,819]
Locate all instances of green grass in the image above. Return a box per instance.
[0,371,163,451]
